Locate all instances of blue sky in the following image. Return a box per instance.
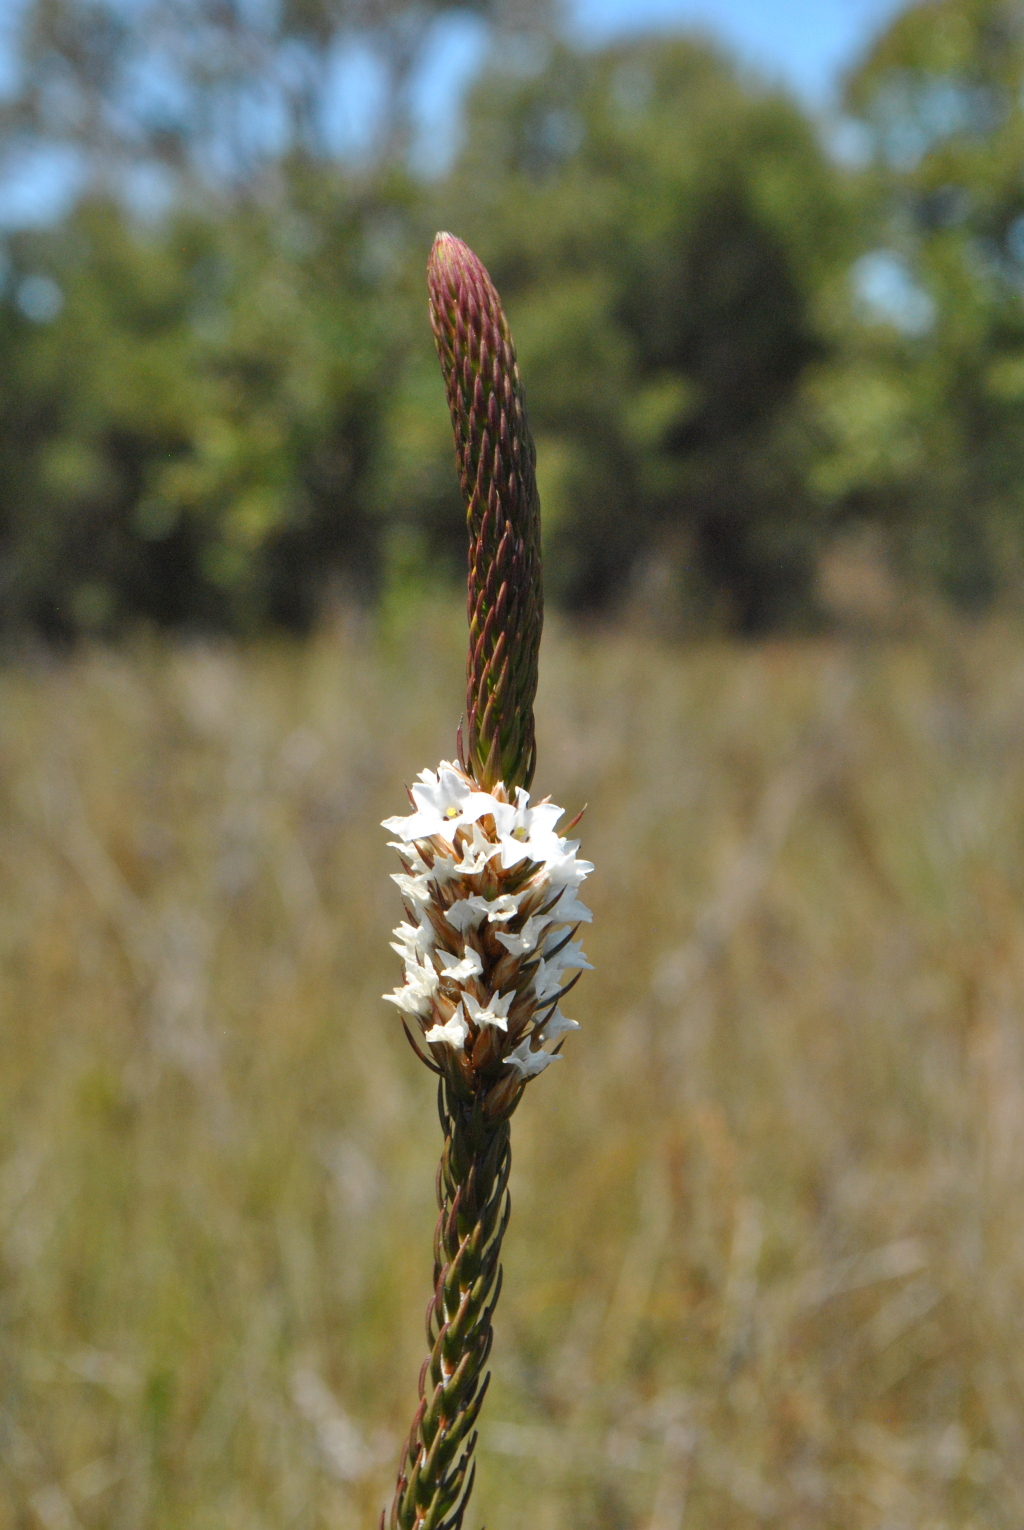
[566,0,905,103]
[0,0,907,225]
[407,0,905,174]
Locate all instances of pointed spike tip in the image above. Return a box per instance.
[426,233,543,794]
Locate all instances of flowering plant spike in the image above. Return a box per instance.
[380,235,591,1530]
[428,231,543,793]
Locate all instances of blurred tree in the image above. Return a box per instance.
[0,0,552,200]
[0,13,893,638]
[841,0,1024,607]
[0,179,409,638]
[422,38,858,629]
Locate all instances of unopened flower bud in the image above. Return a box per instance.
[427,233,543,793]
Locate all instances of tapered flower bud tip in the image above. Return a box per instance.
[426,233,543,794]
[428,230,460,274]
[428,231,485,293]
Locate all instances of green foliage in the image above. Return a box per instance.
[841,0,1024,607]
[9,0,1024,635]
[432,39,857,630]
[0,183,411,637]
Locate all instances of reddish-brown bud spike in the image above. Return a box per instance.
[427,232,543,792]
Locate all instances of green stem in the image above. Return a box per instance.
[385,1081,512,1530]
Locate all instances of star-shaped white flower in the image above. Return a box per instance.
[533,955,568,1002]
[390,917,434,963]
[541,935,593,975]
[462,990,514,1031]
[494,914,550,957]
[550,888,592,924]
[382,957,439,1018]
[537,1006,579,1042]
[424,1009,470,1049]
[540,842,594,888]
[445,892,519,933]
[496,795,566,869]
[429,852,459,884]
[391,871,433,911]
[504,1037,559,1077]
[456,821,502,875]
[381,764,498,845]
[437,946,484,983]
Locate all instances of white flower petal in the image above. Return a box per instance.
[425,1010,470,1049]
[381,810,442,843]
[504,1038,560,1077]
[538,1007,579,1042]
[437,946,484,983]
[495,914,550,957]
[390,918,434,961]
[497,835,530,870]
[456,822,502,875]
[382,986,431,1018]
[533,956,566,1002]
[444,896,492,933]
[391,871,433,909]
[549,889,592,924]
[463,990,514,1031]
[541,935,593,973]
[485,893,520,922]
[541,844,594,888]
[445,892,519,933]
[419,853,452,884]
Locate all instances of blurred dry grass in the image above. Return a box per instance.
[3,606,1024,1529]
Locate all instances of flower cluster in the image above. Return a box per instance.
[383,762,592,1118]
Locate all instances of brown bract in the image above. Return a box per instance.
[427,233,543,794]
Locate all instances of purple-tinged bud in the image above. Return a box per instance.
[427,233,543,793]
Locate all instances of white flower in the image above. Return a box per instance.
[493,788,564,857]
[456,822,502,875]
[549,888,592,924]
[383,761,591,1077]
[390,918,434,962]
[437,946,484,983]
[537,1007,579,1042]
[445,892,519,933]
[382,764,498,845]
[505,1037,559,1077]
[484,893,520,922]
[425,1009,470,1049]
[382,957,438,1018]
[429,852,459,884]
[540,843,594,888]
[534,936,591,1000]
[444,896,493,933]
[541,935,593,975]
[533,955,568,1002]
[494,914,550,957]
[462,990,514,1031]
[382,986,425,1017]
[391,871,433,910]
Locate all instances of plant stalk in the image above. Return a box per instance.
[384,1081,512,1530]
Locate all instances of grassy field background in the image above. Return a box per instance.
[3,605,1024,1529]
